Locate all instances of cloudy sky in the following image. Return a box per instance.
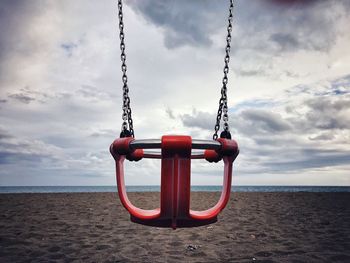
[0,0,349,186]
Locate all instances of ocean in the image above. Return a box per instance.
[0,185,349,193]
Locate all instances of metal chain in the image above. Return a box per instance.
[117,0,233,139]
[213,0,234,140]
[118,0,134,137]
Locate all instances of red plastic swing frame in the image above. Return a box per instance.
[110,135,239,229]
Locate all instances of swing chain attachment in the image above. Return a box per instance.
[213,0,234,141]
[118,0,134,138]
[117,0,234,140]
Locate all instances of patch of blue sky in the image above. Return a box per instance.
[329,75,350,95]
[60,42,78,57]
[285,84,312,95]
[315,83,349,96]
[229,99,277,112]
[287,76,349,97]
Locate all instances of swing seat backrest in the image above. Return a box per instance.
[110,135,239,229]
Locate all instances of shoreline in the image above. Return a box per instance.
[1,185,350,194]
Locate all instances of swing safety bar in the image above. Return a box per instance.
[110,135,239,229]
[129,139,222,150]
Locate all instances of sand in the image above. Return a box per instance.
[1,192,350,262]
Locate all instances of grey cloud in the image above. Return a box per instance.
[0,128,12,140]
[237,134,350,174]
[7,86,55,104]
[8,93,35,104]
[309,132,335,141]
[234,68,268,77]
[0,99,7,103]
[0,1,47,64]
[251,0,349,63]
[127,0,228,49]
[285,77,350,133]
[270,33,300,52]
[265,0,320,7]
[0,126,110,183]
[124,0,349,89]
[262,1,344,53]
[180,108,292,135]
[180,110,215,130]
[242,86,350,135]
[306,97,350,112]
[304,96,350,130]
[263,150,350,172]
[241,109,292,133]
[178,74,350,174]
[165,108,175,120]
[0,132,63,165]
[7,86,51,104]
[239,142,350,174]
[179,79,350,137]
[0,151,47,165]
[7,84,112,106]
[126,0,347,54]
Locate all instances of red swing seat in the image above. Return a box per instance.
[110,135,239,229]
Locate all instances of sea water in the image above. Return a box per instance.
[0,185,349,193]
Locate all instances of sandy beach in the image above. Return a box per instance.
[1,192,349,262]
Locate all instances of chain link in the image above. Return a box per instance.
[117,0,233,139]
[213,0,234,140]
[118,0,134,137]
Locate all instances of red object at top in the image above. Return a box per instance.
[110,135,239,229]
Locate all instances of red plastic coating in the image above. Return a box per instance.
[110,135,239,229]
